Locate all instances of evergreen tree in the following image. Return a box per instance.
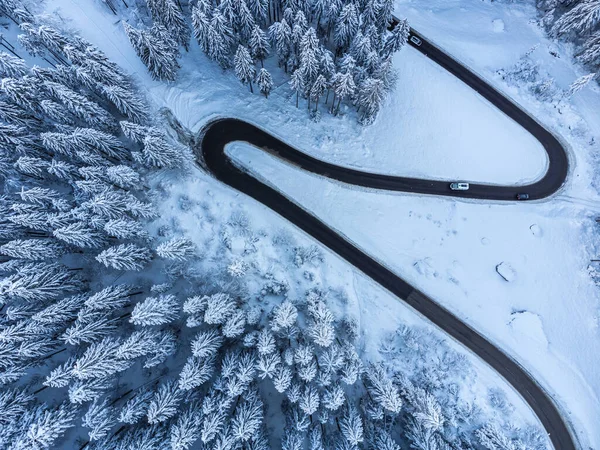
[235,45,256,93]
[118,389,153,424]
[249,25,270,67]
[334,3,359,51]
[130,294,180,326]
[209,12,235,68]
[566,72,596,97]
[82,399,116,441]
[95,243,152,271]
[99,84,147,124]
[72,337,131,379]
[0,51,27,78]
[340,404,364,446]
[269,19,292,71]
[0,239,65,261]
[179,355,215,390]
[170,403,203,450]
[384,19,410,57]
[357,77,385,124]
[147,380,183,424]
[257,68,274,97]
[330,70,356,115]
[204,293,237,324]
[232,390,264,442]
[44,81,116,130]
[365,364,402,413]
[156,237,196,261]
[140,131,185,168]
[248,0,269,24]
[289,69,305,107]
[191,329,224,358]
[323,383,345,411]
[191,6,211,53]
[309,74,327,111]
[53,223,106,249]
[20,404,77,449]
[124,23,181,81]
[552,0,600,37]
[146,0,191,50]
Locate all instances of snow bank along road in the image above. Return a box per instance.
[196,30,575,450]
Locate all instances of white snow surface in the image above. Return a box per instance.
[496,262,517,282]
[44,0,600,447]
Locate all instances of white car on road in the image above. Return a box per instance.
[410,36,422,46]
[450,182,469,191]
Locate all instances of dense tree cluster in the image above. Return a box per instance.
[537,0,600,76]
[377,325,550,450]
[124,0,410,123]
[0,7,189,448]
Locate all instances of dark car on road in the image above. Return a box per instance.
[516,193,530,200]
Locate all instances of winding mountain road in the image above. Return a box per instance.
[196,29,575,450]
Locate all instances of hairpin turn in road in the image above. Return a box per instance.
[196,27,575,450]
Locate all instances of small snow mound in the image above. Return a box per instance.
[509,311,548,347]
[530,224,543,237]
[414,258,437,279]
[496,262,516,282]
[492,19,505,33]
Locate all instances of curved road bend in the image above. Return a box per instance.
[197,32,574,450]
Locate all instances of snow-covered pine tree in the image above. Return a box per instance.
[334,3,359,51]
[179,355,215,390]
[565,72,596,98]
[123,22,181,81]
[289,68,305,107]
[146,0,191,50]
[269,19,292,71]
[357,77,385,124]
[551,0,600,37]
[191,5,211,53]
[99,84,147,124]
[0,52,27,78]
[309,74,327,111]
[365,363,402,414]
[140,130,185,168]
[340,404,364,446]
[384,19,410,57]
[330,69,356,115]
[256,68,274,97]
[53,222,106,249]
[249,25,270,67]
[209,12,235,68]
[44,81,116,131]
[234,45,256,93]
[156,237,196,261]
[95,243,152,271]
[232,389,264,442]
[191,328,224,358]
[130,294,180,326]
[147,380,183,424]
[170,402,203,450]
[71,337,132,379]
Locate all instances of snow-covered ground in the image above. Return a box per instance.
[44,0,600,446]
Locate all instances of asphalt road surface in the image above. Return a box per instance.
[196,28,575,450]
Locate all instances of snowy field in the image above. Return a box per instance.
[44,0,600,446]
